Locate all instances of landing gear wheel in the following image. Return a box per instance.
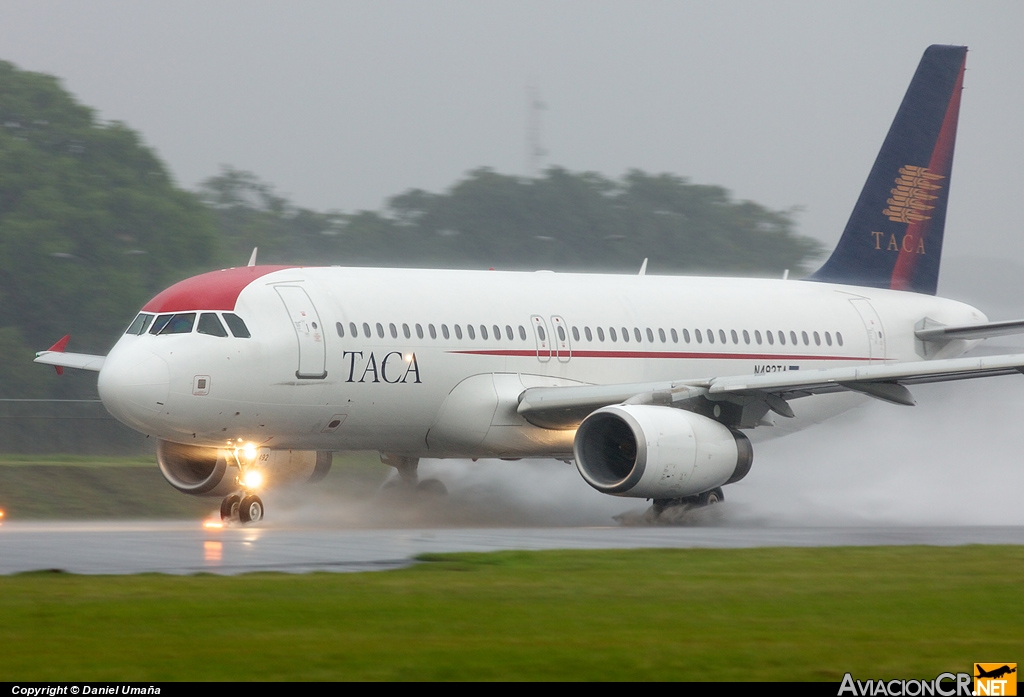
[698,487,724,506]
[220,494,241,521]
[416,478,448,496]
[238,494,264,523]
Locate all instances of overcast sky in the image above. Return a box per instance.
[2,2,1023,269]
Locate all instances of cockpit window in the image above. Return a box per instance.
[158,313,196,335]
[197,313,229,337]
[223,313,251,338]
[150,314,173,334]
[126,313,154,335]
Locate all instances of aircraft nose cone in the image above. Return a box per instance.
[98,350,170,433]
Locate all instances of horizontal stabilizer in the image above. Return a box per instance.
[34,351,106,373]
[916,318,1024,341]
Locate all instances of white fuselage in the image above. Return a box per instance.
[97,267,986,457]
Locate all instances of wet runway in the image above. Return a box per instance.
[1,520,1022,575]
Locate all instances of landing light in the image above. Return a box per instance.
[243,469,264,490]
[203,519,224,530]
[242,442,258,461]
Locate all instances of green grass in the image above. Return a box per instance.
[0,546,1020,681]
[0,452,385,519]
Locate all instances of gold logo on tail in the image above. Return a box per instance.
[882,165,944,223]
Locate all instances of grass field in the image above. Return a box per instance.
[0,452,385,519]
[0,546,1020,681]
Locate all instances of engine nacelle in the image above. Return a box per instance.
[157,440,333,497]
[573,405,752,499]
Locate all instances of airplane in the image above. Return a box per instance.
[34,44,1024,524]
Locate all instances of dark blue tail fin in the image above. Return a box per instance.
[810,45,967,295]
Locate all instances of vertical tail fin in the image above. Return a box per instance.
[810,45,967,295]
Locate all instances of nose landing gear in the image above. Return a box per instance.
[219,446,265,524]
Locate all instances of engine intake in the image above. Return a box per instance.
[573,405,752,499]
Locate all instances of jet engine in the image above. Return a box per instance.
[156,440,333,497]
[573,405,752,499]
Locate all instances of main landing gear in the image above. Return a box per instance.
[378,453,448,496]
[648,486,724,523]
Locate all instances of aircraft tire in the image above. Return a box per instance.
[416,478,447,496]
[239,494,264,523]
[220,494,241,521]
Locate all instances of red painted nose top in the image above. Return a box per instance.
[141,266,292,313]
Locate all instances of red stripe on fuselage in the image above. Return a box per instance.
[142,266,292,313]
[448,349,880,361]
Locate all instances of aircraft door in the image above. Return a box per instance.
[275,285,328,379]
[531,315,552,363]
[849,298,886,360]
[550,315,571,363]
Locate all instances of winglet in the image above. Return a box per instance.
[247,247,258,267]
[638,258,648,276]
[45,334,71,375]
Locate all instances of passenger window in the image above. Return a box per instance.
[376,323,385,339]
[695,329,702,344]
[837,332,844,347]
[646,328,655,342]
[467,325,475,340]
[597,327,605,341]
[349,322,357,337]
[572,326,580,342]
[814,331,821,346]
[363,322,371,338]
[825,332,833,346]
[802,331,809,346]
[442,324,450,339]
[778,331,786,345]
[790,331,798,345]
[416,324,424,339]
[754,330,762,345]
[493,325,501,340]
[583,327,590,342]
[480,325,488,340]
[557,326,566,341]
[505,325,514,341]
[455,324,463,340]
[670,328,678,343]
[622,328,629,343]
[634,328,642,343]
[336,322,344,338]
[719,329,727,344]
[519,326,527,341]
[126,313,154,335]
[223,313,251,338]
[403,323,411,339]
[160,313,196,335]
[766,331,774,346]
[198,313,228,337]
[742,330,750,345]
[390,323,398,339]
[731,330,738,344]
[429,324,437,339]
[537,326,545,341]
[609,327,617,342]
[682,328,690,343]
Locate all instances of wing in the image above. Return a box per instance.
[517,353,1024,429]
